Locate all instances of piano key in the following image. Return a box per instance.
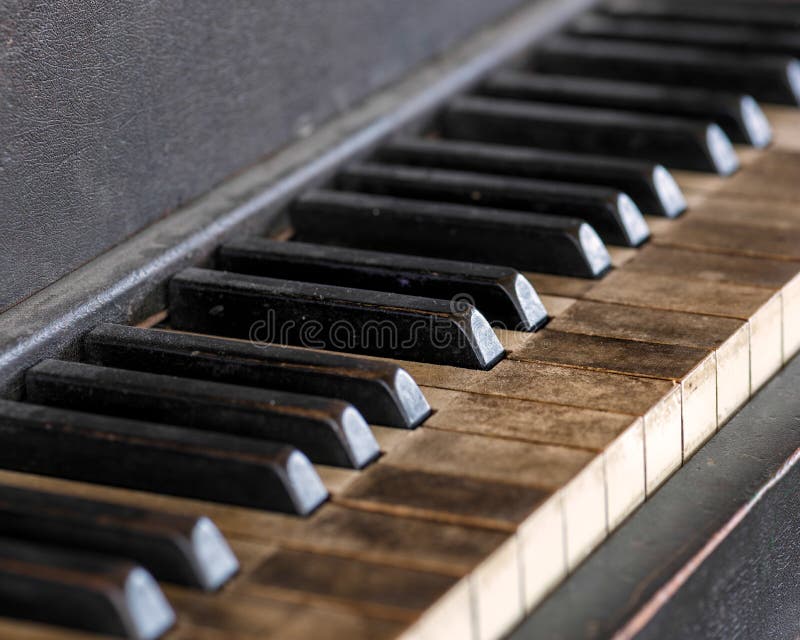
[625,241,800,367]
[0,485,238,591]
[328,458,568,630]
[338,163,650,247]
[376,421,608,573]
[291,190,611,278]
[287,504,512,622]
[443,96,739,175]
[508,329,716,457]
[654,217,800,262]
[599,0,800,30]
[417,386,643,533]
[0,537,174,640]
[378,137,687,218]
[340,462,551,532]
[166,587,409,640]
[84,323,431,429]
[169,267,505,370]
[0,399,327,515]
[247,547,457,622]
[26,359,379,469]
[689,148,800,202]
[584,268,782,391]
[400,357,681,497]
[481,71,772,148]
[216,238,548,331]
[687,195,800,233]
[534,298,750,425]
[626,245,800,291]
[534,36,800,106]
[569,13,800,60]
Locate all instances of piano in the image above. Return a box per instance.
[0,0,799,638]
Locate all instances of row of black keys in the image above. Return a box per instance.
[9,1,800,635]
[279,0,800,283]
[98,0,800,392]
[0,225,586,638]
[207,0,800,375]
[0,320,446,637]
[0,481,236,639]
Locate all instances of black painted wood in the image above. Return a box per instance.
[84,323,431,429]
[377,137,687,218]
[570,13,800,59]
[26,359,379,469]
[217,238,548,331]
[338,163,650,247]
[0,400,328,515]
[169,267,506,370]
[535,36,800,106]
[0,537,174,639]
[512,350,800,639]
[599,0,800,29]
[0,0,526,312]
[0,485,238,592]
[481,71,772,147]
[443,96,740,175]
[291,190,611,278]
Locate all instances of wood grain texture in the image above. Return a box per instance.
[165,587,407,640]
[654,218,800,261]
[549,299,744,349]
[239,548,456,621]
[508,328,714,458]
[422,386,637,451]
[626,245,800,289]
[686,194,800,231]
[337,465,549,531]
[509,329,708,379]
[549,300,751,426]
[587,272,782,395]
[400,359,676,417]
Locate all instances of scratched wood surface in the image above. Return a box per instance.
[7,106,800,640]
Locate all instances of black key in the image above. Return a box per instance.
[0,537,173,639]
[535,36,800,106]
[378,137,687,217]
[338,163,650,247]
[291,190,611,278]
[0,399,327,515]
[443,95,739,175]
[481,71,772,148]
[0,485,238,591]
[600,0,800,30]
[169,268,505,370]
[85,323,431,429]
[217,238,548,331]
[570,12,800,60]
[26,359,379,470]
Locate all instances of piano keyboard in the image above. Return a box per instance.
[4,0,800,638]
